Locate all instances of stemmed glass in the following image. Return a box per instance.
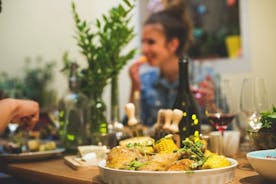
[240,77,269,132]
[205,79,237,154]
[8,123,19,140]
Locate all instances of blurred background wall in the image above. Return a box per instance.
[225,0,276,107]
[0,0,275,119]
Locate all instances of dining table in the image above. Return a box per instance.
[0,152,275,184]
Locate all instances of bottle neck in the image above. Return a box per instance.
[69,75,78,92]
[68,63,80,92]
[178,57,190,93]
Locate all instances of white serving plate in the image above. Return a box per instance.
[98,158,238,184]
[0,148,65,161]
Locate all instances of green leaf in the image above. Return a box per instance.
[273,106,276,112]
[96,19,101,28]
[123,0,133,8]
[268,113,276,119]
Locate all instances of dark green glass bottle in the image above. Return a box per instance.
[172,57,201,144]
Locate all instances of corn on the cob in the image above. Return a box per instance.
[154,134,179,153]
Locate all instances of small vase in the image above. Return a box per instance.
[110,75,120,126]
[89,75,121,148]
[89,95,108,145]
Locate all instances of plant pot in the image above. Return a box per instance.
[89,97,108,139]
[248,130,276,150]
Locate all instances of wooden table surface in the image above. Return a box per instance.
[0,154,274,184]
[0,156,101,184]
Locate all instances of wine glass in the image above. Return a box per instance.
[8,123,19,140]
[205,79,237,154]
[240,77,269,132]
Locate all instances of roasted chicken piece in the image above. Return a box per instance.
[166,159,194,171]
[137,152,181,171]
[119,136,155,154]
[106,146,143,169]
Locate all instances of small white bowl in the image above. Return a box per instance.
[247,149,276,180]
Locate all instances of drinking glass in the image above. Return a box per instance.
[205,79,237,154]
[8,123,19,139]
[240,77,269,132]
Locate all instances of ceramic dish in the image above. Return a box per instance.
[0,148,65,162]
[247,149,276,180]
[98,158,238,184]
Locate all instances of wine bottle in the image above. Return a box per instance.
[172,57,201,143]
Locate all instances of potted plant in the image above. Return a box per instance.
[63,0,136,136]
[248,106,276,150]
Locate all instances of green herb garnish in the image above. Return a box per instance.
[177,138,206,169]
[260,106,276,129]
[128,160,145,170]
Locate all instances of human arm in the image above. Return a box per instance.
[0,98,39,133]
[193,75,215,109]
[129,57,146,102]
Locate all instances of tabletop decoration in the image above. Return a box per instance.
[63,0,136,144]
[248,106,276,150]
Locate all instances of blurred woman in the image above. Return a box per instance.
[128,0,215,126]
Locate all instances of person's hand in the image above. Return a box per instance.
[12,99,39,130]
[129,57,146,91]
[193,75,215,108]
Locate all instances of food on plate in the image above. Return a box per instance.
[2,124,59,154]
[119,136,155,154]
[166,158,194,171]
[137,152,180,171]
[106,146,144,169]
[27,140,40,151]
[119,136,155,147]
[27,140,56,152]
[202,154,230,169]
[38,141,56,151]
[154,135,178,153]
[3,142,22,154]
[106,134,231,171]
[3,140,57,154]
